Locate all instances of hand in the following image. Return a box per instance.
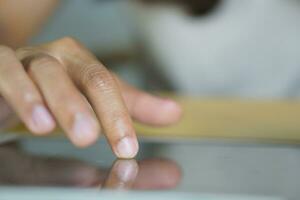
[0,143,181,189]
[0,37,182,158]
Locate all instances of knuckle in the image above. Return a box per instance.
[48,37,83,56]
[82,64,115,91]
[22,91,41,104]
[58,36,81,49]
[26,55,58,72]
[30,55,55,67]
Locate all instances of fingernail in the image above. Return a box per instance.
[161,98,182,114]
[72,113,97,142]
[115,160,138,182]
[31,105,55,132]
[116,137,138,158]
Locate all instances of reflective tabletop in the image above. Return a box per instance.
[0,136,299,200]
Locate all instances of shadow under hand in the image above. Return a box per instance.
[0,143,181,190]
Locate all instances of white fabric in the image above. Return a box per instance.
[131,0,300,98]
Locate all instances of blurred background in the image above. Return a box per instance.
[2,0,300,199]
[31,0,300,98]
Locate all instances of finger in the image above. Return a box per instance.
[80,64,138,158]
[114,74,182,126]
[0,46,55,134]
[133,158,181,190]
[104,159,138,189]
[27,54,100,147]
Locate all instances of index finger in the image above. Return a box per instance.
[80,63,138,158]
[47,38,139,158]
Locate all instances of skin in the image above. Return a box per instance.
[0,0,59,48]
[0,1,182,158]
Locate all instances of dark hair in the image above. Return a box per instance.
[141,0,221,16]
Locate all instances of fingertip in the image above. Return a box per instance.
[159,99,183,125]
[115,136,139,159]
[72,132,99,148]
[70,113,100,148]
[114,159,139,182]
[28,123,56,136]
[146,97,183,126]
[28,105,56,135]
[131,93,182,126]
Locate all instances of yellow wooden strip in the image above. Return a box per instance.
[4,96,300,143]
[135,97,300,143]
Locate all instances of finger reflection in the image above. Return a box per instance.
[104,159,139,189]
[0,143,181,190]
[133,158,182,190]
[0,142,104,187]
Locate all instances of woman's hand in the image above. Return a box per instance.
[0,37,182,158]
